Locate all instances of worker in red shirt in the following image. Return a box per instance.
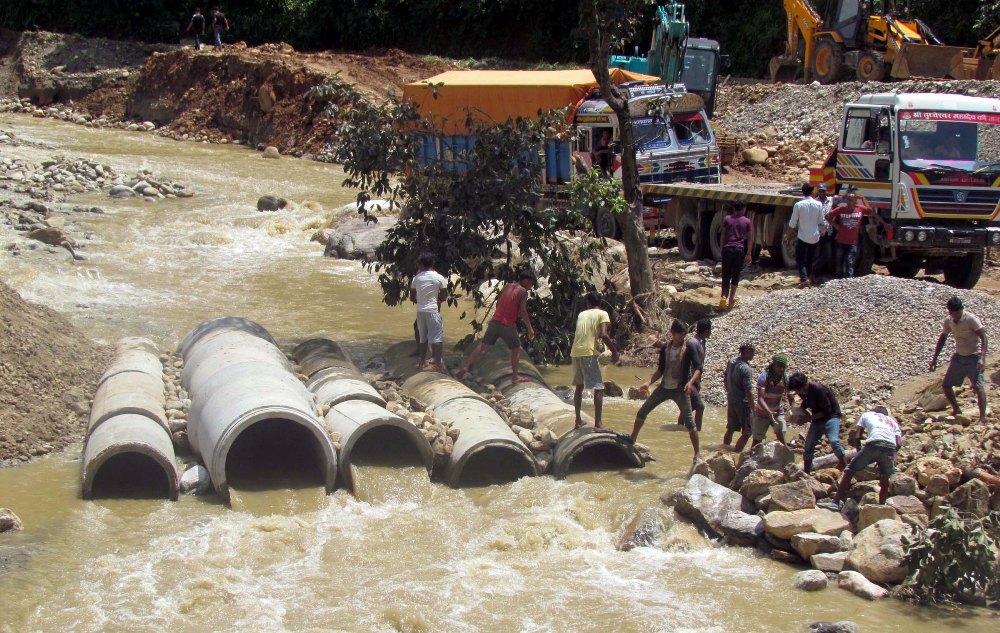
[456,271,537,383]
[825,189,885,278]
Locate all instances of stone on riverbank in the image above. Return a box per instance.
[738,469,786,500]
[769,479,817,512]
[857,504,899,531]
[790,532,846,559]
[324,216,397,261]
[0,508,23,532]
[811,551,849,572]
[838,570,889,600]
[845,519,911,585]
[730,441,794,491]
[794,570,829,591]
[262,146,280,159]
[764,508,850,539]
[180,465,210,495]
[671,474,762,546]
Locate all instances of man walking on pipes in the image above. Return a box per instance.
[456,271,537,382]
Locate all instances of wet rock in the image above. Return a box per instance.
[26,226,69,246]
[857,504,898,531]
[603,380,624,398]
[324,216,397,261]
[0,508,23,533]
[764,508,851,539]
[256,195,288,212]
[731,441,795,490]
[794,569,828,591]
[616,507,667,551]
[180,465,210,495]
[845,519,911,584]
[947,479,991,517]
[790,532,846,559]
[110,184,136,198]
[769,479,817,512]
[808,621,861,633]
[171,430,191,453]
[670,474,762,546]
[838,570,889,600]
[262,146,281,159]
[811,551,849,573]
[739,469,786,499]
[705,453,737,487]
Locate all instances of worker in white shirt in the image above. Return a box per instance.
[783,183,825,286]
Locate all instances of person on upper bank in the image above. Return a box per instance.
[456,271,536,383]
[187,7,206,50]
[718,199,753,311]
[210,6,229,50]
[571,291,619,433]
[784,183,826,287]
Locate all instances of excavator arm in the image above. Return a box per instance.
[770,0,823,82]
[646,1,690,85]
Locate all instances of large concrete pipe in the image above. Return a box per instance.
[292,339,431,493]
[471,342,642,478]
[82,340,179,500]
[385,342,537,487]
[177,316,278,358]
[182,320,336,504]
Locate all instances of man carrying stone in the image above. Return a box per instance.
[820,406,902,511]
[929,296,988,425]
[630,319,701,464]
[787,372,847,473]
[722,342,756,453]
[783,183,825,287]
[409,252,448,373]
[751,353,792,446]
[571,291,619,432]
[456,271,536,383]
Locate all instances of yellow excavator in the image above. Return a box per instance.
[949,23,1000,80]
[770,0,972,83]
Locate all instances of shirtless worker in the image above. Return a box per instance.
[456,271,537,382]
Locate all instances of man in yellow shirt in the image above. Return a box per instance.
[571,291,619,432]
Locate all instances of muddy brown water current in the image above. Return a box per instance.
[1,116,996,632]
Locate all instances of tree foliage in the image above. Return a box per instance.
[898,506,1000,608]
[333,98,624,363]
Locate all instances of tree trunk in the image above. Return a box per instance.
[581,0,655,322]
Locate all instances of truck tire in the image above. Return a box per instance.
[708,210,724,261]
[855,230,877,276]
[813,39,844,84]
[777,235,796,269]
[856,51,887,82]
[593,208,620,240]
[677,211,700,261]
[886,259,920,279]
[943,252,985,289]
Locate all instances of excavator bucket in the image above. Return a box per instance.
[891,43,974,79]
[769,55,801,83]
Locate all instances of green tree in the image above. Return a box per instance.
[334,98,624,363]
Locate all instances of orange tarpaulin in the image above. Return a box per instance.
[402,68,660,135]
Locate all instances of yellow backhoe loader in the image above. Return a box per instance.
[770,0,972,83]
[948,23,1000,80]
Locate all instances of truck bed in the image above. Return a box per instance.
[642,181,802,208]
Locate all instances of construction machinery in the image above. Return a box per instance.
[609,1,724,116]
[948,23,1000,80]
[770,0,972,83]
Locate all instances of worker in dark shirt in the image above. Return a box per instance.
[682,318,711,431]
[787,372,846,473]
[210,6,229,50]
[187,8,206,50]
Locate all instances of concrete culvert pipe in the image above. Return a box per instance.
[385,342,537,487]
[292,338,385,407]
[89,371,168,435]
[471,342,642,478]
[98,347,164,384]
[291,338,357,378]
[325,399,434,492]
[177,316,278,358]
[182,321,336,504]
[82,413,179,500]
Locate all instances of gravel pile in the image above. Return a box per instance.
[700,275,1000,406]
[716,79,1000,142]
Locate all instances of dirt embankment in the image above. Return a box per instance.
[0,280,110,465]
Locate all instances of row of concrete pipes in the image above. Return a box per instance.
[81,317,642,503]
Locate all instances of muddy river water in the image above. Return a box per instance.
[0,116,995,632]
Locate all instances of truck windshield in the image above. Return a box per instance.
[633,118,673,151]
[679,49,716,93]
[898,111,1000,182]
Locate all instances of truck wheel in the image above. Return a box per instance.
[855,231,878,276]
[677,211,700,261]
[593,208,619,240]
[943,252,985,289]
[856,51,887,82]
[776,235,796,269]
[813,39,844,84]
[708,210,724,261]
[886,259,920,279]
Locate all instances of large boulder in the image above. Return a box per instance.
[731,441,795,491]
[794,570,828,591]
[857,504,899,531]
[947,479,992,518]
[845,519,912,584]
[769,479,817,512]
[705,453,737,487]
[739,469,786,500]
[670,474,763,546]
[324,216,397,261]
[886,495,928,519]
[616,508,667,552]
[811,551,849,572]
[27,226,70,246]
[888,473,918,497]
[838,570,889,600]
[256,195,288,211]
[790,532,846,559]
[0,508,22,532]
[907,456,961,487]
[764,508,850,540]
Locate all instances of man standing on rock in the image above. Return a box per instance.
[409,252,448,373]
[722,342,755,452]
[187,8,206,50]
[210,7,229,50]
[686,318,711,431]
[929,296,988,424]
[787,372,847,473]
[630,319,701,463]
[718,199,753,310]
[821,406,902,511]
[825,189,885,278]
[784,183,825,286]
[751,353,791,446]
[571,291,619,432]
[455,271,536,383]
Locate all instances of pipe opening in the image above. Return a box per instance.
[563,443,638,475]
[90,452,171,499]
[351,426,426,468]
[225,419,325,492]
[349,426,432,503]
[457,447,535,488]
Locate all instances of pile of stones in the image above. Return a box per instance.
[109,170,195,201]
